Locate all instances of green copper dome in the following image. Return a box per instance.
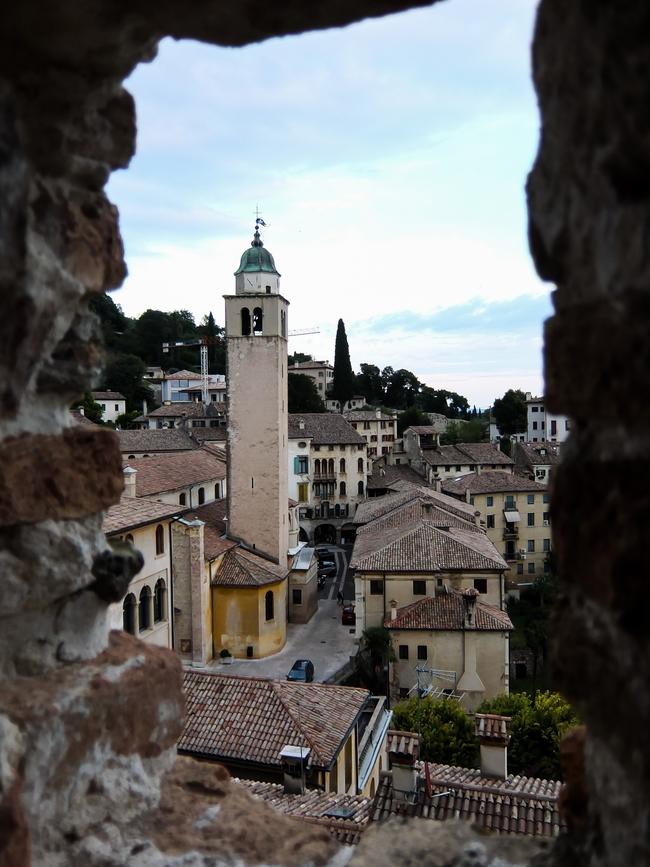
[234,227,280,276]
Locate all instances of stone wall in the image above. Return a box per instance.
[0,0,647,865]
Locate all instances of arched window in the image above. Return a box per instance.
[241,307,251,336]
[179,493,186,506]
[252,307,263,335]
[314,458,321,474]
[123,593,136,635]
[340,481,346,496]
[198,487,205,505]
[154,578,166,623]
[328,458,335,474]
[265,590,274,622]
[339,458,346,473]
[335,503,341,516]
[214,483,220,500]
[357,457,364,473]
[138,586,152,632]
[358,480,364,496]
[155,524,164,555]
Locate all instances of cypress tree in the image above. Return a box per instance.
[332,318,355,413]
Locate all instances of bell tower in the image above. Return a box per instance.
[224,221,289,564]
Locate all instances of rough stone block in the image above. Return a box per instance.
[0,427,123,526]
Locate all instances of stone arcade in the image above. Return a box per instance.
[0,2,648,866]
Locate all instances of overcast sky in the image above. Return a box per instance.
[108,0,548,408]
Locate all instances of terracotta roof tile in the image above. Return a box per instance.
[163,369,203,380]
[475,714,512,742]
[180,671,369,770]
[422,443,514,467]
[124,448,226,496]
[70,409,101,428]
[367,464,426,490]
[386,730,420,760]
[236,779,372,844]
[117,428,198,453]
[371,763,561,837]
[385,591,513,631]
[442,470,548,496]
[354,487,477,526]
[213,548,288,587]
[103,496,183,534]
[344,411,395,422]
[142,401,221,418]
[288,413,365,445]
[91,390,125,400]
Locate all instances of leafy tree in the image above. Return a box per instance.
[354,627,395,695]
[492,389,527,435]
[507,571,559,685]
[499,435,512,456]
[103,354,154,413]
[88,293,131,351]
[288,373,325,412]
[391,697,478,767]
[440,419,485,445]
[198,312,226,373]
[356,363,383,404]
[115,410,142,430]
[289,352,313,365]
[72,391,103,424]
[477,690,579,780]
[397,406,430,436]
[384,368,423,409]
[332,319,356,412]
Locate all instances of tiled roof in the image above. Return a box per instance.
[180,671,369,769]
[103,496,183,534]
[367,464,426,490]
[288,413,365,445]
[514,442,561,467]
[354,486,478,527]
[200,441,227,461]
[124,449,226,496]
[213,548,288,587]
[188,427,227,444]
[385,591,512,631]
[344,411,395,422]
[441,471,548,496]
[351,512,507,573]
[386,730,420,760]
[70,409,101,428]
[188,500,234,560]
[475,714,512,742]
[371,763,561,837]
[117,428,198,453]
[288,361,332,371]
[406,425,447,435]
[163,369,202,380]
[235,779,372,845]
[142,402,215,418]
[91,390,125,400]
[423,443,514,467]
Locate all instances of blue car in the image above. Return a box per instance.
[286,659,314,682]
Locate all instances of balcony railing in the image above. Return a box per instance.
[503,528,519,541]
[313,472,337,481]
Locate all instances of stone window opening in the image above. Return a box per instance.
[214,483,220,499]
[179,493,186,505]
[122,593,137,635]
[357,480,364,495]
[339,457,345,473]
[357,457,363,472]
[265,590,274,621]
[252,306,263,335]
[339,481,346,496]
[197,486,205,505]
[138,586,152,632]
[155,524,165,555]
[241,306,251,336]
[328,458,334,474]
[154,578,166,623]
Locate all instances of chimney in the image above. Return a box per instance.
[461,587,479,625]
[123,466,137,498]
[142,399,148,417]
[389,599,398,622]
[465,489,471,504]
[376,409,381,419]
[279,745,311,794]
[299,420,305,430]
[387,730,420,803]
[433,474,442,493]
[475,714,511,779]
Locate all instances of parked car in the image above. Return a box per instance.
[286,659,315,682]
[315,545,335,558]
[341,605,355,625]
[318,562,337,578]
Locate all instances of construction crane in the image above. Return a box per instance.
[162,327,319,404]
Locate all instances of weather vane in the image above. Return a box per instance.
[254,204,267,228]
